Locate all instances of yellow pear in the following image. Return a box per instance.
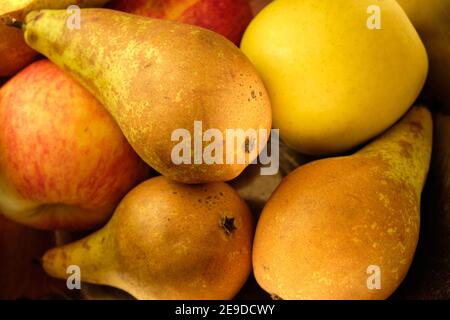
[396,0,450,113]
[253,106,432,299]
[42,176,254,300]
[18,8,272,183]
[241,0,428,155]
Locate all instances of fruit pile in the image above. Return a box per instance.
[0,0,448,300]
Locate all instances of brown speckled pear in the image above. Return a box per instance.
[253,106,433,300]
[42,176,254,300]
[21,9,272,183]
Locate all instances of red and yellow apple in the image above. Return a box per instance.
[107,0,253,45]
[0,60,149,231]
[0,214,68,299]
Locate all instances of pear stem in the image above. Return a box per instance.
[2,16,25,29]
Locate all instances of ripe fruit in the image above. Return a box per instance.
[241,0,428,155]
[20,9,271,183]
[253,106,432,299]
[0,60,149,230]
[107,0,253,45]
[43,176,254,300]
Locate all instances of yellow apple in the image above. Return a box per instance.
[241,0,428,155]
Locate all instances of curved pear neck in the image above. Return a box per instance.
[358,106,432,192]
[43,225,122,288]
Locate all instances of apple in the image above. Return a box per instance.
[107,0,254,45]
[0,60,149,231]
[0,214,69,299]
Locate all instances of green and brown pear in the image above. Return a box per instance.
[20,9,272,183]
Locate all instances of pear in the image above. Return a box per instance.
[19,8,272,184]
[398,113,450,298]
[42,176,254,300]
[253,106,433,300]
[0,0,110,77]
[421,112,450,297]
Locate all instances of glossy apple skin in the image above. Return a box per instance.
[107,0,254,45]
[0,60,149,230]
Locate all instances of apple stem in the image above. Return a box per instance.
[2,16,25,29]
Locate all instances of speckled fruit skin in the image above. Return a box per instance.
[22,9,272,184]
[0,0,111,77]
[253,106,432,300]
[107,0,254,45]
[0,60,149,230]
[43,176,254,300]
